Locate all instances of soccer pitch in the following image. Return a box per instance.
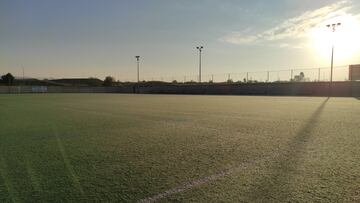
[0,94,359,202]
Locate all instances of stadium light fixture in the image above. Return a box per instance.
[196,46,204,83]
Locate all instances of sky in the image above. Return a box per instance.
[1,0,360,81]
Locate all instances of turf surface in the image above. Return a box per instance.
[0,94,359,202]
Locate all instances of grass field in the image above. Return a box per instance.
[0,94,359,202]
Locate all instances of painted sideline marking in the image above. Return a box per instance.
[138,153,279,203]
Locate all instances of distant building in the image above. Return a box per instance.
[349,64,360,81]
[51,78,103,86]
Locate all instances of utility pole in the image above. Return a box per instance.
[22,66,25,80]
[21,65,25,84]
[196,46,203,83]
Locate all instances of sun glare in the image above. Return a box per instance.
[310,15,360,62]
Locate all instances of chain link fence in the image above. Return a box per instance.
[136,65,349,83]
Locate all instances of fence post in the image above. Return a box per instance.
[290,69,293,82]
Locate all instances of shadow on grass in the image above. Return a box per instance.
[249,97,329,201]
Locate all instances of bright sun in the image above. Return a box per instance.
[310,15,360,61]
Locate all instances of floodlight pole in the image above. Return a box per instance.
[326,22,341,96]
[330,45,334,83]
[135,56,140,83]
[196,46,203,83]
[135,56,140,93]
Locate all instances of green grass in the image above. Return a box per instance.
[0,94,359,202]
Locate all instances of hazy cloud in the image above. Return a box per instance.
[222,0,352,47]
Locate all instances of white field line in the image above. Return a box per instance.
[137,152,280,203]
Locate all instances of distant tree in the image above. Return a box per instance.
[294,72,305,82]
[300,72,305,81]
[1,73,15,85]
[103,76,115,86]
[208,80,213,83]
[227,79,233,83]
[172,80,178,84]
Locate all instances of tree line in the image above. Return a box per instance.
[0,72,308,86]
[0,72,119,86]
[0,73,15,85]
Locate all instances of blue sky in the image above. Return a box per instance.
[1,0,359,80]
